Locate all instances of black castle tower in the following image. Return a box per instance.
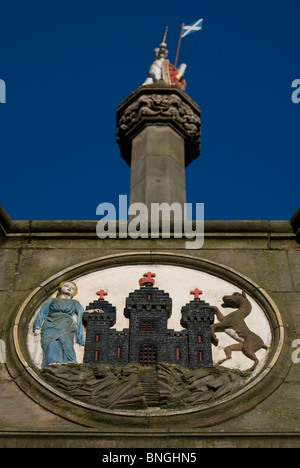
[83,273,215,368]
[82,289,129,366]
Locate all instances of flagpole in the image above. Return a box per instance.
[162,25,168,43]
[174,22,184,68]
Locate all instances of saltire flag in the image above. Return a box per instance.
[181,18,203,38]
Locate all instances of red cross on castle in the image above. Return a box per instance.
[96,289,108,299]
[139,272,156,286]
[190,288,203,299]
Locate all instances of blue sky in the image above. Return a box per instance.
[0,0,299,221]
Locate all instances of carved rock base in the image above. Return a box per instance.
[40,362,248,410]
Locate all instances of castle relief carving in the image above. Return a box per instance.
[26,265,272,411]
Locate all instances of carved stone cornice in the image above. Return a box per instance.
[0,204,11,239]
[290,206,300,243]
[116,82,201,167]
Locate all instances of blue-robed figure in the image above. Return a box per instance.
[33,281,84,367]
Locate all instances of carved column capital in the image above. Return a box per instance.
[116,83,201,167]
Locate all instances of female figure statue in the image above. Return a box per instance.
[33,281,84,367]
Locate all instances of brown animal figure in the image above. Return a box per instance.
[202,291,268,371]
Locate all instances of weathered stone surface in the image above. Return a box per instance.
[40,362,247,411]
[156,363,246,408]
[41,362,147,410]
[0,365,77,430]
[116,84,201,167]
[210,381,300,434]
[130,126,186,207]
[196,250,295,292]
[287,251,300,291]
[0,250,19,291]
[291,206,300,243]
[0,205,299,446]
[0,205,11,239]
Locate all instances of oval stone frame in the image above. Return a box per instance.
[8,252,287,429]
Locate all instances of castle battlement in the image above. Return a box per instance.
[83,272,214,368]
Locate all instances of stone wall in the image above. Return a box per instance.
[0,205,300,448]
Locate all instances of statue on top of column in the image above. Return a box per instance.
[143,27,187,91]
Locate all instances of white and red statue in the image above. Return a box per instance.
[143,31,187,91]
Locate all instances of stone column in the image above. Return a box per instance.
[116,82,201,209]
